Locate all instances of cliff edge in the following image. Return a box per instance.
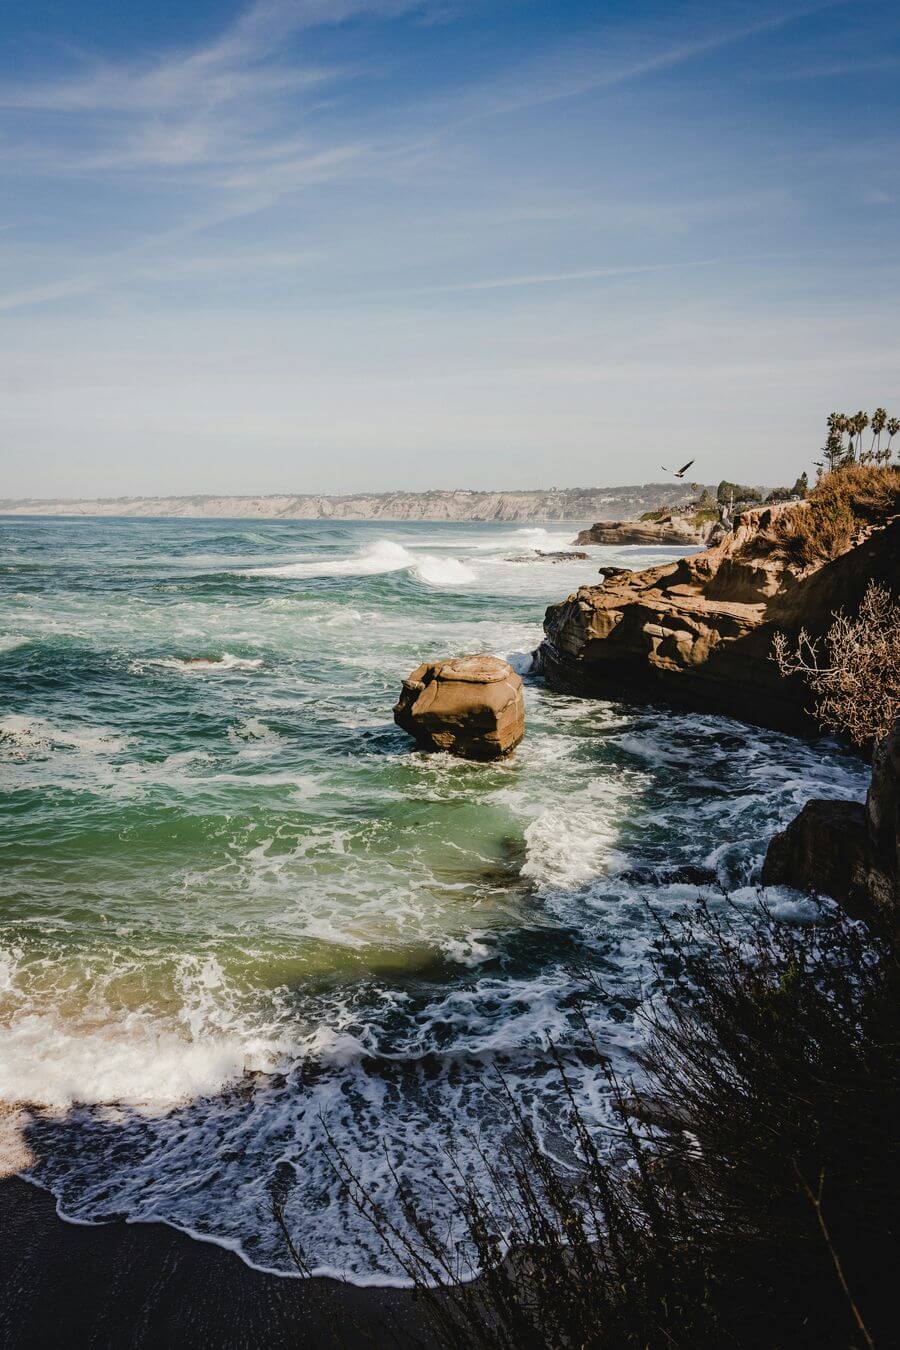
[574,515,716,547]
[539,494,900,735]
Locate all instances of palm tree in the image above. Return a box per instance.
[852,410,869,461]
[871,407,887,460]
[886,417,900,465]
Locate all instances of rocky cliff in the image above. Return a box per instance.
[539,501,900,735]
[574,517,716,547]
[0,483,711,523]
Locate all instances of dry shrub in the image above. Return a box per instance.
[773,465,900,567]
[773,581,900,750]
[282,905,900,1349]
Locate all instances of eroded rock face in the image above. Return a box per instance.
[574,517,715,547]
[868,721,900,887]
[394,655,525,760]
[762,719,900,922]
[541,505,900,736]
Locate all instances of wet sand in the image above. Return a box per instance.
[0,1177,431,1349]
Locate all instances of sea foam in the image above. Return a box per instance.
[239,538,476,587]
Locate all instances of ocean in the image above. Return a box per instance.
[0,515,866,1284]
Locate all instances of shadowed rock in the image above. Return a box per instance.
[394,655,525,760]
[763,718,899,923]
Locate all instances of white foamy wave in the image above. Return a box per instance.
[0,1015,251,1110]
[471,526,579,553]
[522,804,618,889]
[239,539,476,588]
[132,653,264,674]
[0,949,293,1110]
[227,716,281,747]
[0,714,131,757]
[411,553,476,586]
[506,648,539,675]
[0,636,29,653]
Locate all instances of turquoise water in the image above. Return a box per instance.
[0,516,866,1282]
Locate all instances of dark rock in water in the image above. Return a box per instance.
[505,550,589,562]
[867,720,900,888]
[394,654,525,760]
[762,800,875,916]
[763,717,899,924]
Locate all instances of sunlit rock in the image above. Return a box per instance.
[394,654,525,760]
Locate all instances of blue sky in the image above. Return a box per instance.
[1,0,898,496]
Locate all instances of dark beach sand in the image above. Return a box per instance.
[0,1177,432,1349]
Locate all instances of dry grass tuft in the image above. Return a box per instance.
[773,465,900,568]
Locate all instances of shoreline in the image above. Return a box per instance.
[0,1176,431,1349]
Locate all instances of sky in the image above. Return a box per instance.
[1,0,899,497]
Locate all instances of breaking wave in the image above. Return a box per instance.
[239,538,476,587]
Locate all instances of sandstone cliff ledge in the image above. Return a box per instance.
[539,503,900,735]
[574,517,715,547]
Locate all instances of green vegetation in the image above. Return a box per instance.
[717,480,763,508]
[300,904,900,1349]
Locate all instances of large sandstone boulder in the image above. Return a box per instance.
[394,655,525,760]
[540,504,899,736]
[762,718,900,924]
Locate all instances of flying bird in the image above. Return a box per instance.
[661,459,695,479]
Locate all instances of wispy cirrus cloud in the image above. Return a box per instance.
[0,0,427,113]
[0,0,882,320]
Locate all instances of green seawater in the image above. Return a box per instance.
[0,515,865,1281]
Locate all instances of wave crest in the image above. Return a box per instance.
[240,539,476,587]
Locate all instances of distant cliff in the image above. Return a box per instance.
[0,484,710,523]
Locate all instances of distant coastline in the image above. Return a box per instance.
[0,483,711,524]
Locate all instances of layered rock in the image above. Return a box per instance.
[574,516,716,547]
[394,655,525,760]
[762,719,899,922]
[540,504,900,736]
